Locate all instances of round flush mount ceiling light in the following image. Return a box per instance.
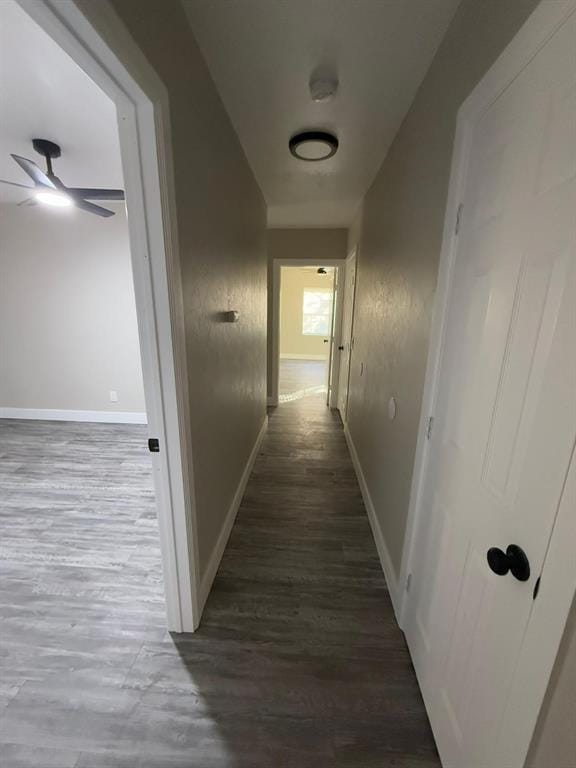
[289,131,338,162]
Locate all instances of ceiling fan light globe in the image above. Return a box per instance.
[34,189,73,207]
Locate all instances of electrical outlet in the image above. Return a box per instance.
[109,390,118,403]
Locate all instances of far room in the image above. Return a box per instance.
[278,265,335,402]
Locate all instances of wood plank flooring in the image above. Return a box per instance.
[0,384,439,767]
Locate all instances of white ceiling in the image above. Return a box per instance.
[183,0,461,228]
[0,1,123,204]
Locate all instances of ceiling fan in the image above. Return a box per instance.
[0,138,125,218]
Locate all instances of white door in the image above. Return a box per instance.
[404,10,576,768]
[337,252,357,419]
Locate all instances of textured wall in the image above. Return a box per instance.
[97,0,267,577]
[0,203,145,414]
[267,229,347,395]
[346,0,541,577]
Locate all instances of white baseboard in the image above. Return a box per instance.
[0,407,148,424]
[198,416,268,612]
[344,423,401,621]
[279,353,327,361]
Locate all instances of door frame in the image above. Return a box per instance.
[336,247,358,422]
[398,1,576,764]
[270,258,346,408]
[18,0,201,632]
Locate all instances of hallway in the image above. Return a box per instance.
[1,1,572,764]
[199,391,440,765]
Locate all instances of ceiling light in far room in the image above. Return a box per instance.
[309,75,338,103]
[34,188,73,207]
[289,131,338,162]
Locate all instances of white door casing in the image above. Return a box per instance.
[402,6,576,768]
[270,258,346,407]
[337,250,357,420]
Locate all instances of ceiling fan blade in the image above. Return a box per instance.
[11,155,57,188]
[68,188,125,201]
[75,198,115,218]
[0,179,34,189]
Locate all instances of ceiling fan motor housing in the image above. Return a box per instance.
[32,138,61,160]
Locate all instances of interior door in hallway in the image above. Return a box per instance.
[337,251,357,419]
[403,10,576,767]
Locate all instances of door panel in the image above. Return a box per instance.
[405,12,576,767]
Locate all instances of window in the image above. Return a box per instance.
[302,289,332,336]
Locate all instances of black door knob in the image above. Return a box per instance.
[487,544,530,582]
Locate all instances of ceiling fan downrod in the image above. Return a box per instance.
[32,138,62,178]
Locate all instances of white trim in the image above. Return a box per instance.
[198,417,268,612]
[0,407,147,424]
[271,258,346,408]
[279,353,327,361]
[17,0,199,632]
[344,424,400,619]
[398,2,576,765]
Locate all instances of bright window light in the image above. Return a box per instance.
[35,189,73,207]
[302,289,332,336]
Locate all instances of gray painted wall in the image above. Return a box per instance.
[346,0,541,578]
[266,229,348,396]
[88,0,267,578]
[0,203,145,414]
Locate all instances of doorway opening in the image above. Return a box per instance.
[270,258,345,409]
[0,0,167,638]
[278,265,334,402]
[1,0,198,632]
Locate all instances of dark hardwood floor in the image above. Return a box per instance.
[0,386,439,767]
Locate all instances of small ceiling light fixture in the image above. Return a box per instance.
[34,188,73,207]
[289,131,338,162]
